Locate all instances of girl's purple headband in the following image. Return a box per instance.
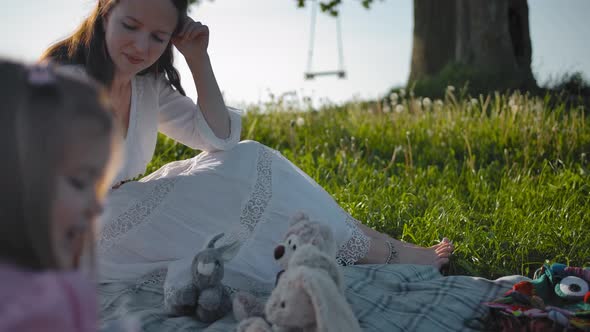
[27,62,56,86]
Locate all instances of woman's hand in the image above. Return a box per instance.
[173,16,209,62]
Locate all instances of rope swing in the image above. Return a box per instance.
[304,0,347,80]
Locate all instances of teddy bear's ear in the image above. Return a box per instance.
[311,225,336,256]
[318,225,333,242]
[289,211,310,226]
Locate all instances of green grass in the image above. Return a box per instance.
[146,90,589,279]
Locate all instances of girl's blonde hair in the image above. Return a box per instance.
[0,60,119,270]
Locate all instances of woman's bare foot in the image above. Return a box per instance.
[393,237,454,270]
[355,222,454,270]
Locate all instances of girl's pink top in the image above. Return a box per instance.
[0,263,97,332]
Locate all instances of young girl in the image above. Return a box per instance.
[0,60,121,331]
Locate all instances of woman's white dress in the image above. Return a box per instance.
[92,71,370,299]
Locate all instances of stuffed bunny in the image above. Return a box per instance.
[233,212,340,323]
[191,233,240,323]
[237,245,361,332]
[233,245,344,327]
[265,263,361,332]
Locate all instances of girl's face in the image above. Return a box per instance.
[51,126,113,269]
[103,0,179,78]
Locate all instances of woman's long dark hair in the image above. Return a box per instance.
[41,0,188,95]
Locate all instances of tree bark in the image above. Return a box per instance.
[410,0,536,89]
[409,0,457,82]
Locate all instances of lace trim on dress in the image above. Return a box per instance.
[221,145,272,245]
[101,268,168,306]
[133,267,168,292]
[336,214,371,266]
[98,179,177,254]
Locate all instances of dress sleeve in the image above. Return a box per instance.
[0,272,97,332]
[156,75,242,152]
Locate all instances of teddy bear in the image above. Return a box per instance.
[273,211,338,271]
[236,244,362,332]
[232,212,341,323]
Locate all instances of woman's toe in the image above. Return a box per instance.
[431,241,446,250]
[435,243,453,254]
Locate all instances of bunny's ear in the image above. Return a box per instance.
[299,267,362,332]
[219,240,241,262]
[206,233,225,249]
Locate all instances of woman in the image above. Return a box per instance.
[43,0,453,294]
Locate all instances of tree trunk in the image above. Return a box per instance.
[410,0,536,89]
[409,0,457,82]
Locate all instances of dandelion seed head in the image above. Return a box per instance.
[413,99,422,110]
[296,117,305,127]
[390,92,399,103]
[434,99,444,110]
[509,99,516,108]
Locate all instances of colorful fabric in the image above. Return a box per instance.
[480,263,590,331]
[99,264,515,332]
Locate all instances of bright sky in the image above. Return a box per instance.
[2,0,589,107]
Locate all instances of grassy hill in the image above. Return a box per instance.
[146,90,589,278]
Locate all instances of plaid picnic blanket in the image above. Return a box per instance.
[99,264,516,332]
